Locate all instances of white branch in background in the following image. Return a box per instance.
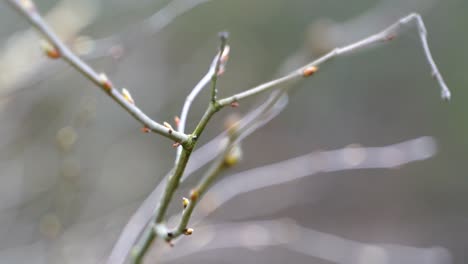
[89,0,214,59]
[179,136,437,225]
[162,219,451,264]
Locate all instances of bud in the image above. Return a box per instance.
[163,122,174,131]
[121,88,135,104]
[230,101,239,108]
[20,0,36,12]
[190,189,199,201]
[184,228,194,236]
[174,116,180,127]
[302,66,318,77]
[182,197,189,209]
[223,144,242,167]
[98,73,112,91]
[141,126,151,133]
[40,40,60,59]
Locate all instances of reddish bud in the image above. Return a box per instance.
[230,101,239,108]
[98,73,112,91]
[190,189,199,201]
[141,127,151,133]
[302,66,318,77]
[40,40,60,59]
[174,116,180,127]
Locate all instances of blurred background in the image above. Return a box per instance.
[0,0,467,263]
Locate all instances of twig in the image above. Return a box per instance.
[176,40,230,162]
[6,0,190,144]
[218,13,451,107]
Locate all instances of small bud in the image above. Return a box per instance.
[98,73,112,91]
[184,228,194,236]
[190,189,199,201]
[230,101,239,108]
[121,88,135,104]
[384,34,396,42]
[167,232,174,238]
[172,142,180,148]
[182,197,189,209]
[302,66,318,77]
[141,126,151,133]
[174,116,180,127]
[223,144,242,167]
[40,40,60,59]
[20,0,36,12]
[163,122,174,131]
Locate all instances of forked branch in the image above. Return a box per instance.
[6,0,190,144]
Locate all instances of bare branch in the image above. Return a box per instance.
[218,13,451,107]
[6,0,190,144]
[182,137,438,225]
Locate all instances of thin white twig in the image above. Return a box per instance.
[218,13,451,106]
[176,55,219,161]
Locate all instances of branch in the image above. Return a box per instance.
[6,0,190,144]
[218,13,451,107]
[178,136,438,226]
[162,219,451,264]
[131,35,230,263]
[176,37,230,161]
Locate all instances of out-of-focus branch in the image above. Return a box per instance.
[182,136,437,226]
[0,0,97,96]
[162,219,451,264]
[6,0,190,144]
[218,13,451,106]
[88,0,214,60]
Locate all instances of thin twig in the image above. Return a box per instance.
[176,40,230,162]
[218,13,451,106]
[6,0,190,144]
